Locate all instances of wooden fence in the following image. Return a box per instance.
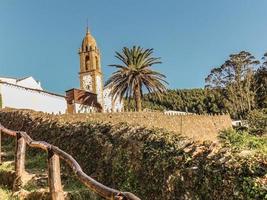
[0,124,140,200]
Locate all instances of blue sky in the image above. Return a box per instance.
[1,0,267,94]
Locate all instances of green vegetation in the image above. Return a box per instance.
[106,46,168,111]
[220,129,267,154]
[219,129,267,199]
[0,110,266,200]
[255,55,267,108]
[205,51,259,119]
[247,108,267,135]
[0,140,16,200]
[0,136,101,200]
[125,88,226,114]
[124,51,267,121]
[25,149,47,170]
[205,51,266,119]
[0,187,17,200]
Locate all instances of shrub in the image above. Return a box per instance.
[247,109,267,135]
[219,129,267,154]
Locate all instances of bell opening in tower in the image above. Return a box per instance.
[85,55,90,71]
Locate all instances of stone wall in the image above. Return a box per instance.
[0,109,231,141]
[60,112,232,141]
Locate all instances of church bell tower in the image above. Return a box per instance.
[79,28,103,105]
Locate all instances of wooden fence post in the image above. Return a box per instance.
[48,149,64,200]
[13,132,26,191]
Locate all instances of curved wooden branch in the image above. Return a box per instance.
[0,124,141,200]
[0,124,16,137]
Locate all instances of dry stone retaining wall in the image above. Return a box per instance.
[0,109,232,141]
[60,112,232,141]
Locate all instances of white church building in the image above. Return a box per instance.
[0,76,67,114]
[0,28,123,114]
[66,28,123,114]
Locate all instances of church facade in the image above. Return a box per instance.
[66,29,123,113]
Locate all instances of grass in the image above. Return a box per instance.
[0,137,102,199]
[0,141,17,200]
[0,161,14,172]
[25,149,47,172]
[219,129,267,154]
[0,187,17,200]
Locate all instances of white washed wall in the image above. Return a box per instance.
[103,88,112,112]
[0,77,42,90]
[0,83,67,114]
[103,87,123,112]
[16,77,42,90]
[0,78,17,84]
[74,103,96,113]
[114,97,123,112]
[96,75,103,105]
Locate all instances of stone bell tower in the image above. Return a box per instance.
[79,28,103,105]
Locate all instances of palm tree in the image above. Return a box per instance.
[105,46,168,112]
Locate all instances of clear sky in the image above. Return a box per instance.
[1,0,267,94]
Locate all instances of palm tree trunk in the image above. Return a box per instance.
[134,85,142,112]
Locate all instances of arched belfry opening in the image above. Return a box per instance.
[85,55,90,71]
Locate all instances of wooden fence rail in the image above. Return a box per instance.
[0,124,141,200]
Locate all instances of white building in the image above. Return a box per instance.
[164,110,193,116]
[0,76,67,114]
[232,120,248,128]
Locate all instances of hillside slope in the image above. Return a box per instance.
[0,109,266,200]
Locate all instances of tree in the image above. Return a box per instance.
[254,53,267,108]
[105,46,168,111]
[247,109,267,135]
[124,88,226,115]
[205,51,260,119]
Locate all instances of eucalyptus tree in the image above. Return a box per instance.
[205,51,260,118]
[254,53,267,108]
[105,46,168,112]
